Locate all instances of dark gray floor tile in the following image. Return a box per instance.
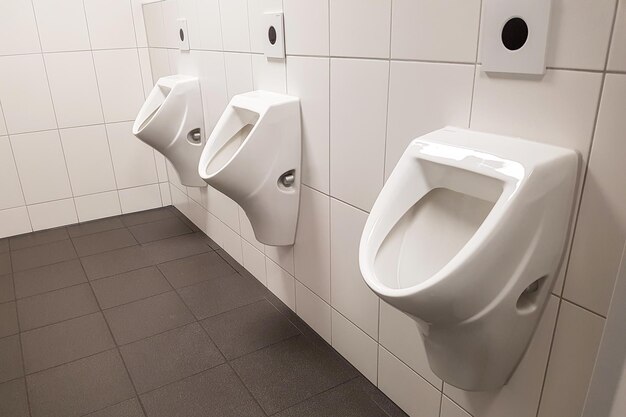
[9,227,69,251]
[17,283,99,331]
[21,312,115,374]
[157,252,235,289]
[92,266,171,309]
[81,245,153,280]
[67,217,125,238]
[120,322,224,393]
[72,228,137,257]
[103,291,194,345]
[120,208,173,227]
[168,207,201,232]
[0,335,23,383]
[140,364,265,417]
[0,252,11,275]
[85,397,145,417]
[201,299,300,360]
[0,302,18,338]
[144,233,212,264]
[0,239,8,254]
[128,216,192,244]
[11,239,77,272]
[0,378,29,417]
[177,273,266,320]
[0,273,14,303]
[231,335,358,415]
[27,349,135,417]
[275,377,408,417]
[13,259,87,299]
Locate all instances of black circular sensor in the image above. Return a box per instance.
[268,26,277,45]
[501,17,528,51]
[179,28,185,42]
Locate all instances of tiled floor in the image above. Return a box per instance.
[0,206,407,417]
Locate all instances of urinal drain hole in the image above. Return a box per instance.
[187,128,202,145]
[278,170,296,189]
[516,276,547,314]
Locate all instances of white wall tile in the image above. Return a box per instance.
[138,48,155,98]
[118,183,162,213]
[379,301,441,388]
[84,0,137,49]
[538,301,605,417]
[143,2,166,48]
[330,0,391,59]
[295,280,332,343]
[294,186,331,301]
[266,258,296,310]
[239,208,264,251]
[0,137,25,210]
[242,239,267,285]
[74,191,121,222]
[148,48,172,83]
[11,130,72,205]
[608,1,626,71]
[330,58,388,211]
[219,0,251,52]
[331,309,378,384]
[445,296,559,417]
[441,397,471,417]
[161,0,180,49]
[154,152,168,182]
[265,245,295,276]
[378,346,442,417]
[283,0,329,56]
[564,74,626,316]
[106,121,159,189]
[179,0,223,51]
[207,187,240,233]
[0,207,32,239]
[546,0,617,70]
[248,0,283,54]
[217,220,243,264]
[0,0,41,55]
[45,52,104,128]
[166,160,187,193]
[93,49,145,123]
[330,198,379,339]
[0,55,56,134]
[159,182,171,206]
[170,181,188,209]
[392,0,480,63]
[32,0,90,52]
[60,125,116,196]
[0,104,6,136]
[286,56,330,193]
[28,198,78,231]
[131,0,149,48]
[251,54,287,94]
[386,61,474,178]
[224,53,253,100]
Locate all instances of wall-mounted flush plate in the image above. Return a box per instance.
[481,0,552,75]
[263,12,285,59]
[177,18,190,51]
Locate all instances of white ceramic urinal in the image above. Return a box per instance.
[133,75,205,187]
[198,91,301,246]
[360,127,579,391]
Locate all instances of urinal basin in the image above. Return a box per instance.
[360,127,579,390]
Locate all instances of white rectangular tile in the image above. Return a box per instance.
[265,245,295,277]
[242,240,267,286]
[219,0,251,52]
[148,48,172,83]
[286,56,330,193]
[166,160,187,194]
[538,301,605,417]
[153,152,168,183]
[330,0,391,59]
[330,198,379,339]
[266,258,296,311]
[186,195,207,231]
[206,186,240,233]
[0,54,56,134]
[28,198,78,231]
[106,121,158,189]
[283,0,329,56]
[138,48,154,98]
[60,125,116,196]
[159,182,172,206]
[170,182,188,211]
[0,104,6,136]
[224,52,253,100]
[161,0,180,49]
[378,346,442,417]
[294,186,331,302]
[0,0,40,55]
[118,184,162,213]
[330,58,388,211]
[93,49,145,123]
[45,52,104,128]
[239,208,264,251]
[74,191,121,222]
[32,0,90,52]
[0,136,25,210]
[608,1,626,71]
[295,280,332,343]
[251,54,287,94]
[179,0,223,51]
[247,0,283,53]
[84,0,137,49]
[217,220,243,264]
[11,130,72,205]
[331,309,378,384]
[392,0,480,62]
[143,1,166,48]
[0,206,32,239]
[441,397,471,417]
[131,0,149,48]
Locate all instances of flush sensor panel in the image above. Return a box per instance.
[481,0,552,75]
[263,12,285,59]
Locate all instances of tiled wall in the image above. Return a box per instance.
[0,0,171,238]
